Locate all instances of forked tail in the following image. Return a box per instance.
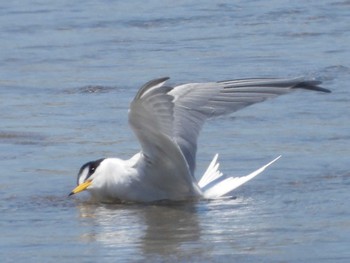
[199,154,281,199]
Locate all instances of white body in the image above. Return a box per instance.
[87,153,281,203]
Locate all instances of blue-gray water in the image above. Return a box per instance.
[1,1,350,262]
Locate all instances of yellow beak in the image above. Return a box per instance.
[68,179,92,196]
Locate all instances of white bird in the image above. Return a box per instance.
[69,77,330,203]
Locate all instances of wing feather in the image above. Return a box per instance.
[128,77,329,180]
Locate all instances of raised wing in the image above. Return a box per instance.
[128,78,201,199]
[129,77,330,179]
[128,77,173,156]
[169,78,329,175]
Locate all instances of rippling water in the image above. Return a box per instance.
[1,1,350,262]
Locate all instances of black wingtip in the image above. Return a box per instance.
[135,77,170,100]
[294,81,331,93]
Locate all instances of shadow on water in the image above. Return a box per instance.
[62,85,122,94]
[0,131,47,146]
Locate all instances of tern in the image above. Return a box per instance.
[69,77,330,203]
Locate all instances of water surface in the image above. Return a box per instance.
[1,1,350,262]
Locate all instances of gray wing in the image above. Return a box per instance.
[128,78,201,199]
[129,77,329,178]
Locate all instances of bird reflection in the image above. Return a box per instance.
[140,202,202,257]
[76,200,203,259]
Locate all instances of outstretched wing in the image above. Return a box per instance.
[128,77,329,179]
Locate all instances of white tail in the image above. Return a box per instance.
[199,155,282,199]
[198,153,223,188]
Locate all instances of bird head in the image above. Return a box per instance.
[69,158,105,196]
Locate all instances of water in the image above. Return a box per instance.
[1,0,350,262]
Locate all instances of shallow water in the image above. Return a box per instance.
[1,0,350,262]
